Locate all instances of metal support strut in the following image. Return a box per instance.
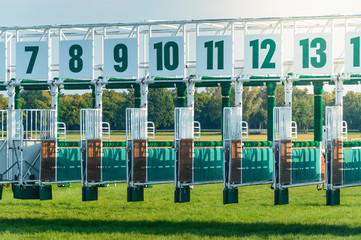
[326,76,343,206]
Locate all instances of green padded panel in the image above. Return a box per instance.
[343,148,361,184]
[147,148,174,182]
[57,148,81,181]
[102,148,127,181]
[242,148,273,183]
[194,148,223,182]
[291,148,320,184]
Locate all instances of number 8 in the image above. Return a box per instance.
[69,44,83,73]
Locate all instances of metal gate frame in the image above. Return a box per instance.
[325,106,347,189]
[223,107,271,189]
[126,108,152,187]
[174,107,195,188]
[273,107,323,189]
[80,108,103,186]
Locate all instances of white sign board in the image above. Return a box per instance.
[59,40,93,79]
[16,41,49,79]
[149,37,184,77]
[294,33,333,75]
[345,32,361,74]
[103,38,138,78]
[196,35,232,76]
[244,34,282,75]
[0,43,5,80]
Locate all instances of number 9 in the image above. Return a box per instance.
[113,44,128,72]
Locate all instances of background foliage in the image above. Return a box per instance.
[0,85,357,131]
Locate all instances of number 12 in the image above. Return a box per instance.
[249,39,276,69]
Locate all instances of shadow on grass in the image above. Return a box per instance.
[0,218,360,237]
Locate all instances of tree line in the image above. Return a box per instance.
[0,85,359,131]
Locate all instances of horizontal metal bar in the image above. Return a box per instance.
[5,14,361,32]
[181,180,222,186]
[38,180,81,184]
[145,180,173,185]
[231,180,273,187]
[0,180,19,184]
[131,181,173,186]
[332,183,361,189]
[87,180,126,185]
[281,181,324,189]
[3,76,361,90]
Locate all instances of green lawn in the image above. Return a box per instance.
[1,183,361,239]
[66,130,361,142]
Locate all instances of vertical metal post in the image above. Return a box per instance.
[326,78,342,206]
[15,86,20,110]
[91,85,96,109]
[221,82,231,141]
[134,84,141,108]
[335,77,343,106]
[284,78,293,108]
[234,80,243,107]
[176,83,187,108]
[94,81,103,109]
[57,90,61,123]
[140,80,148,109]
[314,81,323,142]
[223,80,242,205]
[186,81,195,107]
[128,81,147,202]
[50,84,58,111]
[267,82,277,142]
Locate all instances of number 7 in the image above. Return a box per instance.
[25,46,39,74]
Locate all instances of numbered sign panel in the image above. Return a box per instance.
[103,38,138,78]
[59,40,93,79]
[196,35,232,76]
[16,41,49,79]
[345,32,361,74]
[0,43,5,80]
[244,34,282,75]
[294,33,332,75]
[149,37,184,77]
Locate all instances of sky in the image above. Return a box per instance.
[1,0,361,94]
[1,0,361,27]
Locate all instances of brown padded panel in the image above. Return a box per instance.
[280,140,292,185]
[87,139,102,182]
[41,140,56,181]
[133,139,147,182]
[230,140,242,184]
[332,139,343,185]
[321,154,326,181]
[179,139,193,183]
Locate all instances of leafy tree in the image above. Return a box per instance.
[59,94,92,130]
[343,91,361,130]
[293,88,313,132]
[148,88,175,129]
[21,90,51,109]
[242,87,264,129]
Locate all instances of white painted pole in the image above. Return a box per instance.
[335,78,343,106]
[186,81,195,107]
[235,81,243,107]
[284,78,293,107]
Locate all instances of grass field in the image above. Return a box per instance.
[2,131,361,239]
[2,183,361,239]
[67,130,361,142]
